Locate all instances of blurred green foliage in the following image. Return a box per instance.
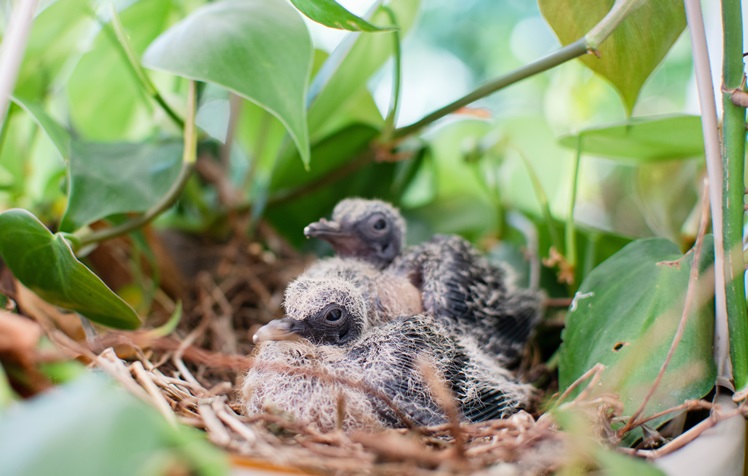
[0,374,227,476]
[0,0,730,469]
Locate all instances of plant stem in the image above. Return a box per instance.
[106,4,185,129]
[585,0,646,49]
[565,136,583,288]
[720,0,748,396]
[242,111,272,192]
[0,0,38,128]
[391,0,649,139]
[683,0,729,382]
[392,38,588,139]
[73,82,198,250]
[516,148,562,254]
[380,5,402,140]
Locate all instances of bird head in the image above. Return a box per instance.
[304,198,406,269]
[253,278,369,346]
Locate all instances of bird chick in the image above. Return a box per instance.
[243,275,532,432]
[305,198,543,366]
[253,257,422,346]
[303,198,406,270]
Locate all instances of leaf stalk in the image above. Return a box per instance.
[720,0,748,397]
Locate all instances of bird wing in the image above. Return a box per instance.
[393,235,542,364]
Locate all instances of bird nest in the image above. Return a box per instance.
[8,230,626,475]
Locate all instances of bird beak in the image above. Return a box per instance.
[304,219,361,254]
[304,218,342,238]
[252,318,302,344]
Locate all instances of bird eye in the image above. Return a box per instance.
[325,308,343,322]
[372,218,387,231]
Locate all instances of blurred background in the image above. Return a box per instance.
[0,0,724,298]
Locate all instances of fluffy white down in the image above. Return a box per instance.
[285,257,421,327]
[242,314,533,432]
[242,340,386,432]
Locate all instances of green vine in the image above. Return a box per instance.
[71,81,198,251]
[721,0,748,396]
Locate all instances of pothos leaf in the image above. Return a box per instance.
[0,209,141,329]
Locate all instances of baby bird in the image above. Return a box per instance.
[253,257,422,345]
[243,272,532,432]
[304,198,543,366]
[304,199,405,270]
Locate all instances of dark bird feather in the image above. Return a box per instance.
[243,269,531,432]
[305,198,544,366]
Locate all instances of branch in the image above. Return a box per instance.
[585,0,646,49]
[380,5,402,141]
[391,0,653,139]
[683,0,730,385]
[391,38,588,139]
[720,0,748,398]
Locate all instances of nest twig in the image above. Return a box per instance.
[8,229,734,474]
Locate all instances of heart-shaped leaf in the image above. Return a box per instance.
[142,0,312,166]
[539,0,686,114]
[11,96,70,158]
[0,209,141,329]
[0,374,227,476]
[290,0,393,32]
[558,115,704,162]
[559,238,716,436]
[60,141,183,232]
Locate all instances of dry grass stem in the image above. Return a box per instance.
[14,233,720,474]
[553,363,605,407]
[131,360,178,426]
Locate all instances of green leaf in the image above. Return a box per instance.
[308,0,420,138]
[143,0,313,166]
[39,360,86,386]
[196,99,230,143]
[594,446,665,476]
[264,123,397,246]
[269,123,378,193]
[67,0,175,140]
[559,238,716,436]
[0,364,15,408]
[36,337,87,385]
[0,374,227,476]
[0,106,33,200]
[636,161,699,242]
[552,407,665,475]
[558,115,704,162]
[290,0,393,31]
[60,141,183,232]
[15,0,94,100]
[0,209,141,329]
[539,0,686,114]
[11,96,70,158]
